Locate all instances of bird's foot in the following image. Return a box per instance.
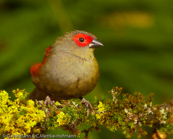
[44,96,55,105]
[81,98,93,119]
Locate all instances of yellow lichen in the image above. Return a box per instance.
[0,90,45,135]
[96,101,105,119]
[98,101,105,112]
[56,111,70,126]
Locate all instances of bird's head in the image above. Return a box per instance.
[53,30,103,58]
[55,30,102,49]
[71,31,103,48]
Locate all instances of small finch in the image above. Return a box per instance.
[28,30,103,108]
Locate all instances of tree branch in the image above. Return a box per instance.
[0,87,173,139]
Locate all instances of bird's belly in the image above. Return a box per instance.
[41,55,99,100]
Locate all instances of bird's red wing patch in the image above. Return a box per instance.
[30,46,51,77]
[42,46,51,64]
[30,63,42,77]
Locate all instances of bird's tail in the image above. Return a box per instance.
[28,87,47,100]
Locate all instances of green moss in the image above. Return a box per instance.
[0,87,173,138]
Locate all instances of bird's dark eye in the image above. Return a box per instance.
[79,37,85,43]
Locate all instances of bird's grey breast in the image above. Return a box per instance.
[44,51,97,87]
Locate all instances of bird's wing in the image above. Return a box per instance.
[30,45,52,77]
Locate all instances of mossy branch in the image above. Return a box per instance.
[0,87,173,139]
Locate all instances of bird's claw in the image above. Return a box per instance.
[81,98,93,119]
[44,96,55,105]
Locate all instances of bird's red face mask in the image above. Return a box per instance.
[72,33,103,48]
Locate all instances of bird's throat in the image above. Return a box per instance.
[60,51,88,61]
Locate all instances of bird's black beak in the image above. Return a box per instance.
[89,38,103,48]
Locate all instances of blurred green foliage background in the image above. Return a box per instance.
[0,0,173,139]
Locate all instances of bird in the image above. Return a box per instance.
[28,30,103,107]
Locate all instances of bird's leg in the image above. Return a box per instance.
[80,97,93,118]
